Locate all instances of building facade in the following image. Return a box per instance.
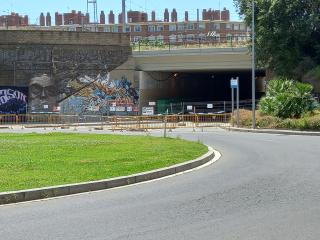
[0,13,28,27]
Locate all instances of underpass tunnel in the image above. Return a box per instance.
[137,70,266,113]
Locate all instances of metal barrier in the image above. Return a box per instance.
[111,114,231,131]
[0,113,231,130]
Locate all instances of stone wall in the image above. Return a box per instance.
[0,30,132,113]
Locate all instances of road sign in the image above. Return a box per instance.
[230,78,239,89]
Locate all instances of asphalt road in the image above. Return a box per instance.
[0,128,319,240]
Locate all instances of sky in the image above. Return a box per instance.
[1,0,240,25]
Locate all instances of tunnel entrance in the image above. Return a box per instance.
[139,70,265,114]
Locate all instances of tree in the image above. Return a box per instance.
[234,0,320,78]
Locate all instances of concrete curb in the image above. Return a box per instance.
[0,147,216,205]
[227,127,320,136]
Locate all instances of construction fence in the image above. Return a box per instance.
[0,113,231,130]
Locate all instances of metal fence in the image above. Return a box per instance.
[132,35,250,52]
[0,113,231,130]
[111,114,231,131]
[156,99,259,115]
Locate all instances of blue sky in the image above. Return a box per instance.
[1,0,239,25]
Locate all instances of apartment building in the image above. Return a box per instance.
[0,13,28,27]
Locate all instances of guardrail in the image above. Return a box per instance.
[132,36,250,52]
[0,113,231,130]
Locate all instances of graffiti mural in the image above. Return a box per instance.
[0,87,28,114]
[60,73,139,115]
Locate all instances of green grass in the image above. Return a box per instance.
[0,133,208,192]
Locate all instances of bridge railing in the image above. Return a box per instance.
[132,35,250,52]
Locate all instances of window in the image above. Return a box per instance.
[112,26,118,32]
[239,24,245,31]
[157,25,164,32]
[226,23,231,29]
[177,34,184,42]
[169,24,177,31]
[133,36,142,42]
[233,24,240,31]
[148,25,156,32]
[125,26,131,32]
[226,34,233,41]
[178,23,185,31]
[148,35,156,41]
[214,23,220,30]
[199,23,206,30]
[156,35,164,42]
[169,34,176,43]
[187,23,194,31]
[134,25,141,32]
[104,26,111,32]
[198,33,206,40]
[186,34,195,42]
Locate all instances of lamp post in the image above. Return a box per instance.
[251,0,256,129]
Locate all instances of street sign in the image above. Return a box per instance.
[207,104,213,109]
[142,107,154,116]
[230,78,239,89]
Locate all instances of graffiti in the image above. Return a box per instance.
[0,87,28,114]
[60,74,139,115]
[29,74,57,113]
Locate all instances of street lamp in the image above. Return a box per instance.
[251,0,256,129]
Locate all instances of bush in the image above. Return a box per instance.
[234,109,320,131]
[259,78,318,118]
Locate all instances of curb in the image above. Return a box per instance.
[0,147,216,205]
[227,127,320,136]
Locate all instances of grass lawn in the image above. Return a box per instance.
[0,133,208,192]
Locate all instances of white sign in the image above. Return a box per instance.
[43,105,49,109]
[116,106,126,112]
[142,107,154,116]
[187,105,193,111]
[149,102,156,106]
[207,104,213,109]
[109,106,116,112]
[230,78,239,88]
[127,106,133,112]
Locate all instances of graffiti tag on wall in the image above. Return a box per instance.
[0,87,28,114]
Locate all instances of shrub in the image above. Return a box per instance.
[259,78,318,118]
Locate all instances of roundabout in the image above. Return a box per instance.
[0,128,319,240]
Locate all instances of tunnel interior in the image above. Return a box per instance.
[166,71,265,102]
[140,70,266,114]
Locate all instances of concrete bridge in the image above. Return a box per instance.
[130,47,264,112]
[133,47,252,72]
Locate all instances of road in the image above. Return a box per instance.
[0,128,319,240]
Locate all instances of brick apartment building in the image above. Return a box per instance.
[38,10,90,26]
[0,13,28,27]
[0,8,249,43]
[44,8,249,43]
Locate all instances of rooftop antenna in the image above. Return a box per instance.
[87,0,98,24]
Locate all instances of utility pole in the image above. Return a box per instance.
[122,0,126,33]
[251,0,256,129]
